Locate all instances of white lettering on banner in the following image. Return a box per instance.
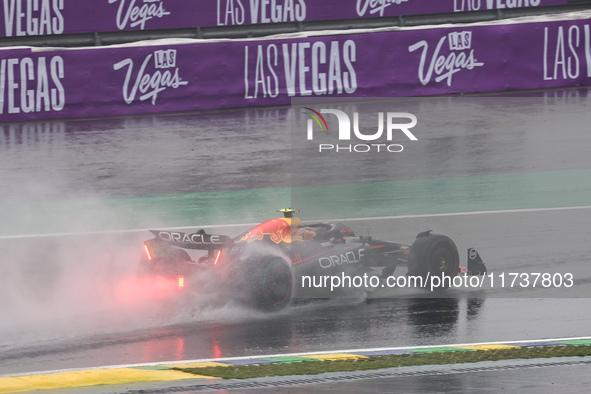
[454,0,541,12]
[2,0,64,36]
[218,0,306,26]
[0,122,65,150]
[113,49,189,105]
[543,25,585,81]
[108,0,171,30]
[453,0,482,11]
[244,40,357,99]
[408,31,484,86]
[249,0,306,24]
[356,0,409,17]
[216,0,245,26]
[487,0,541,8]
[0,56,65,114]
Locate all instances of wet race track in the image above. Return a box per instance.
[1,88,591,376]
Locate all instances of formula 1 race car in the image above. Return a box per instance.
[140,209,487,311]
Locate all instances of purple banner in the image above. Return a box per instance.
[0,0,569,37]
[1,16,590,122]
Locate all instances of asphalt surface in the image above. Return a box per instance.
[0,88,590,387]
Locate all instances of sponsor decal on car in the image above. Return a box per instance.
[156,231,225,245]
[240,218,294,244]
[318,249,365,269]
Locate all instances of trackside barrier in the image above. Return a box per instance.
[0,0,570,37]
[0,11,590,122]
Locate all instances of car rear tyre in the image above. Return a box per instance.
[247,255,292,311]
[407,234,459,290]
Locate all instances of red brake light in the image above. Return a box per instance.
[214,250,222,265]
[144,244,152,260]
[178,276,185,287]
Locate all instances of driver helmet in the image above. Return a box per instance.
[296,226,317,241]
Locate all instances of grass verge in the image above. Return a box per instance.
[174,345,591,379]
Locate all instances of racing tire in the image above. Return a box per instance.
[407,234,459,290]
[246,255,292,312]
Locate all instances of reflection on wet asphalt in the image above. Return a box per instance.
[1,90,590,200]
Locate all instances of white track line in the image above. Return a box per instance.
[3,335,591,378]
[1,205,590,240]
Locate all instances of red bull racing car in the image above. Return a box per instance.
[140,209,487,311]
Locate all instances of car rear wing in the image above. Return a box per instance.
[149,229,233,250]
